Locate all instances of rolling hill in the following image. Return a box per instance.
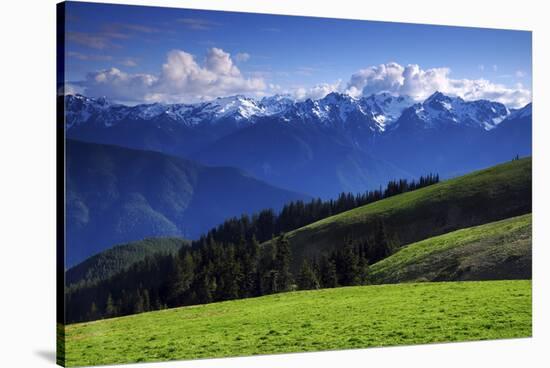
[368,214,532,284]
[66,238,188,288]
[62,280,531,366]
[262,157,532,272]
[66,139,310,266]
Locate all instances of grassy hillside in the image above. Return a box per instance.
[369,214,531,284]
[63,280,531,366]
[264,157,531,271]
[66,238,188,288]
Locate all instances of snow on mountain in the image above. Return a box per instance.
[271,92,412,132]
[65,94,267,128]
[202,95,265,120]
[260,94,295,115]
[65,94,123,128]
[407,91,510,130]
[301,92,362,124]
[360,92,415,130]
[65,92,526,134]
[506,102,532,121]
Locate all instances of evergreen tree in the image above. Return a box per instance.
[274,234,292,291]
[370,220,392,264]
[297,259,320,290]
[357,255,370,285]
[166,253,194,306]
[336,240,360,286]
[142,289,150,312]
[134,289,144,314]
[89,302,98,320]
[105,293,116,317]
[319,255,338,288]
[242,236,260,297]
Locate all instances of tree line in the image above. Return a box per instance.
[193,174,439,248]
[67,221,391,323]
[66,174,438,323]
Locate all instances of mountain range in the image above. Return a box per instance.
[66,139,309,266]
[65,91,532,198]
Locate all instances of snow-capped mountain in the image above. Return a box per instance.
[65,94,270,128]
[64,91,524,133]
[64,92,417,131]
[506,102,532,121]
[400,91,510,131]
[260,94,295,115]
[360,92,415,128]
[63,91,531,199]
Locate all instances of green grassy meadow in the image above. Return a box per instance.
[64,280,531,366]
[369,214,532,284]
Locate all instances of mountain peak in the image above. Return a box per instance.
[407,93,510,130]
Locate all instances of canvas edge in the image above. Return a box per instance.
[56,2,67,367]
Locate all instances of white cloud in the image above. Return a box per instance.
[119,58,138,67]
[293,80,342,101]
[235,52,250,63]
[346,62,405,98]
[345,62,531,108]
[79,54,531,108]
[515,70,526,78]
[81,48,266,104]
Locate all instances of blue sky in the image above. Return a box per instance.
[63,1,532,107]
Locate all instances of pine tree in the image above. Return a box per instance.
[319,255,338,288]
[274,234,293,292]
[297,259,320,290]
[166,252,195,306]
[142,289,151,312]
[134,289,144,314]
[242,236,260,297]
[370,220,392,264]
[89,302,98,320]
[337,240,360,286]
[357,256,370,285]
[105,293,116,317]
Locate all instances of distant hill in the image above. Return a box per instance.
[369,214,532,284]
[262,157,532,272]
[66,140,310,266]
[66,238,188,288]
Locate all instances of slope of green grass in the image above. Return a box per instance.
[66,238,188,289]
[63,280,531,366]
[265,158,531,271]
[369,214,532,284]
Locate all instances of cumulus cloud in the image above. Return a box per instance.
[515,70,525,78]
[293,80,342,101]
[346,62,405,98]
[235,52,250,63]
[78,54,531,108]
[82,48,266,104]
[345,62,531,108]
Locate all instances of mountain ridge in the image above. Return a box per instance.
[66,139,311,266]
[64,91,532,198]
